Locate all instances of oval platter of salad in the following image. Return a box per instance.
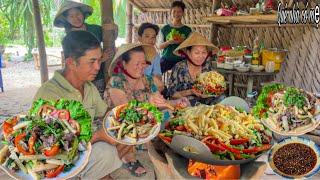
[158,104,272,165]
[0,99,92,180]
[192,71,226,97]
[253,83,320,136]
[104,100,163,145]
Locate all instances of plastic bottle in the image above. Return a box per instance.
[246,91,258,109]
[252,37,260,65]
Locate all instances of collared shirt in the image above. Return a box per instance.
[34,70,108,120]
[144,54,162,76]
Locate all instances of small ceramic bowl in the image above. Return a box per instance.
[250,65,264,72]
[268,137,320,179]
[224,63,234,70]
[236,65,250,72]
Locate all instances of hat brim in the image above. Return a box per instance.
[173,32,219,57]
[54,1,93,28]
[108,44,156,76]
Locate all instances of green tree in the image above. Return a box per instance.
[82,0,127,38]
[0,0,61,59]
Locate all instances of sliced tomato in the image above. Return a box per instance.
[266,91,275,107]
[242,144,272,154]
[15,133,35,155]
[175,125,186,131]
[230,138,249,145]
[68,119,80,135]
[57,110,70,121]
[45,165,64,178]
[158,134,172,143]
[44,144,60,157]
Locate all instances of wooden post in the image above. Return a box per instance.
[32,0,48,83]
[210,23,219,46]
[126,1,133,43]
[100,0,117,82]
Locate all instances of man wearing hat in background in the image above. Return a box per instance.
[34,30,122,179]
[54,0,115,98]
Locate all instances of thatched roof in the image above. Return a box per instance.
[129,0,213,12]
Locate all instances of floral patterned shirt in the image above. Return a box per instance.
[104,73,158,108]
[166,58,220,105]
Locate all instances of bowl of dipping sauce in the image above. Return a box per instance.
[268,137,320,179]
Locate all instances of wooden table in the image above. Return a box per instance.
[215,68,278,96]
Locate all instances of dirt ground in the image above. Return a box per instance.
[0,61,155,179]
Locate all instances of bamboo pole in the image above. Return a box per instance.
[100,0,117,82]
[126,1,133,43]
[128,0,145,12]
[32,0,48,83]
[133,23,211,28]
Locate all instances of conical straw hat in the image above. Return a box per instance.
[108,43,156,76]
[54,0,93,28]
[173,32,219,56]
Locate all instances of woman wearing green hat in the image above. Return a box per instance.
[54,0,113,97]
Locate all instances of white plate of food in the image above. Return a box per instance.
[192,71,227,98]
[104,100,162,145]
[0,99,92,180]
[253,84,320,136]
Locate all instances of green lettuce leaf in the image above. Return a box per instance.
[29,98,92,142]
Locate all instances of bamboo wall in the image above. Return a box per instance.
[132,7,212,42]
[133,5,320,96]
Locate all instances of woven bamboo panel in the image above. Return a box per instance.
[133,7,212,40]
[133,7,212,25]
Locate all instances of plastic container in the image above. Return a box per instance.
[262,48,287,71]
[245,91,258,109]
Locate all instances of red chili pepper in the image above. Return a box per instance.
[57,110,70,121]
[44,144,60,157]
[219,143,241,154]
[14,132,36,155]
[3,117,18,136]
[206,143,226,152]
[201,136,226,152]
[28,133,37,154]
[230,138,249,145]
[45,165,64,178]
[242,144,272,154]
[158,134,172,143]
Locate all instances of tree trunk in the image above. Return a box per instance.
[100,0,117,82]
[32,0,48,83]
[126,1,133,43]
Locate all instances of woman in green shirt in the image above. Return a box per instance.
[54,0,113,97]
[159,1,192,73]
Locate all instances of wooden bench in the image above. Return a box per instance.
[32,52,64,69]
